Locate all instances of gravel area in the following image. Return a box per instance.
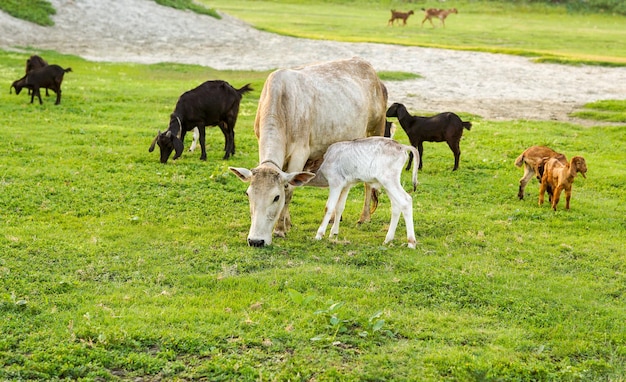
[2,0,626,123]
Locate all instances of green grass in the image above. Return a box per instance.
[571,99,626,122]
[0,0,55,26]
[0,50,625,380]
[154,0,220,19]
[203,0,626,66]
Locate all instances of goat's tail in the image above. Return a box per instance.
[238,83,253,95]
[406,145,420,192]
[64,67,72,73]
[462,121,472,131]
[514,153,525,167]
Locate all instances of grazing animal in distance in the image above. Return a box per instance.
[149,80,252,163]
[229,57,388,247]
[539,156,587,210]
[388,9,415,26]
[25,55,49,96]
[386,102,471,171]
[11,64,72,105]
[515,145,567,200]
[314,137,419,248]
[421,8,458,28]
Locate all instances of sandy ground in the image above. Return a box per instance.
[2,0,626,123]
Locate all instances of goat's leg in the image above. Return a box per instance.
[538,179,548,206]
[447,140,461,171]
[551,185,564,211]
[518,164,535,200]
[564,187,572,210]
[54,89,61,105]
[197,126,207,161]
[417,142,424,170]
[316,187,343,240]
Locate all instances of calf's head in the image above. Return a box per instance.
[229,166,315,247]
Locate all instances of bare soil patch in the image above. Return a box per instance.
[2,0,626,123]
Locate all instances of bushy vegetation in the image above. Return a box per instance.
[154,0,220,19]
[506,0,626,15]
[0,50,624,380]
[0,0,55,26]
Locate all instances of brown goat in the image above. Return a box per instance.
[539,156,587,211]
[421,8,458,28]
[388,9,414,26]
[515,145,567,200]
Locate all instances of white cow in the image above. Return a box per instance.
[314,137,419,248]
[230,57,388,247]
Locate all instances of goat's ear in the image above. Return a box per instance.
[148,136,158,152]
[172,137,184,160]
[148,130,161,152]
[283,171,316,187]
[229,167,252,182]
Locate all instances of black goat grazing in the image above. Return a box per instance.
[25,55,49,96]
[11,64,72,105]
[149,80,253,163]
[386,102,471,171]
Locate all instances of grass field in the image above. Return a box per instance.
[1,1,625,380]
[203,0,626,66]
[1,48,625,380]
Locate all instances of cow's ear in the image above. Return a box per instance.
[283,171,316,187]
[229,167,252,182]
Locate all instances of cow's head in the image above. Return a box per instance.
[149,130,184,164]
[230,165,315,247]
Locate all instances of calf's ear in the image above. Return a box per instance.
[229,167,252,182]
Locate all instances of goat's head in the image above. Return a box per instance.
[571,156,587,178]
[386,103,403,118]
[149,130,184,164]
[10,79,24,95]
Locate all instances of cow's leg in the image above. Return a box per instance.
[357,183,376,224]
[275,151,309,236]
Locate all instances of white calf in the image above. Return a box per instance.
[188,127,199,152]
[314,137,419,248]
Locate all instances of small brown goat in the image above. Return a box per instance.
[388,9,414,26]
[421,8,458,28]
[539,156,587,211]
[515,145,567,200]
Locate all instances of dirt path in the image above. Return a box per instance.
[2,0,626,123]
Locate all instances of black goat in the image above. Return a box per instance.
[386,102,471,171]
[11,64,72,105]
[25,55,49,96]
[149,80,253,163]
